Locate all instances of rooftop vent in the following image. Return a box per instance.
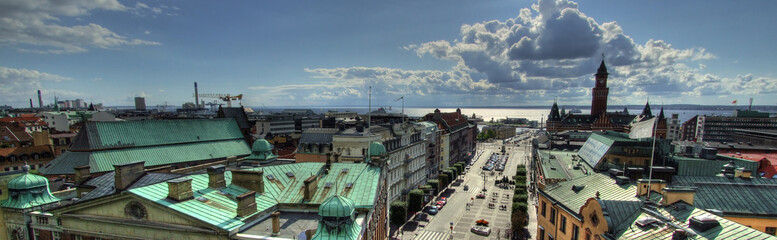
[671,229,688,240]
[615,176,630,185]
[571,185,585,192]
[689,215,720,232]
[635,217,659,228]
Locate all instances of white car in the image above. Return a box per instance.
[471,226,491,236]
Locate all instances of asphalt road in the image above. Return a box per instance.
[405,131,536,240]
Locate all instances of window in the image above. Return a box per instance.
[541,201,547,217]
[766,227,777,235]
[572,224,579,240]
[539,228,545,240]
[53,232,61,240]
[550,208,557,224]
[560,215,567,233]
[33,229,40,239]
[36,216,49,224]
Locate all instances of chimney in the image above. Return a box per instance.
[207,165,226,189]
[636,179,666,197]
[734,167,752,179]
[271,211,281,236]
[194,82,199,109]
[167,178,193,202]
[74,165,91,184]
[38,90,43,109]
[661,187,696,206]
[236,191,257,217]
[303,175,319,201]
[231,170,264,194]
[114,161,146,191]
[30,99,34,109]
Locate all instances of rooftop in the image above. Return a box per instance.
[128,162,381,233]
[537,150,592,181]
[671,176,777,217]
[612,203,777,240]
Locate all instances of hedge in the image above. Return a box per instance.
[408,189,424,213]
[390,201,408,225]
[512,194,529,203]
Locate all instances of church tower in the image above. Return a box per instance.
[591,59,609,116]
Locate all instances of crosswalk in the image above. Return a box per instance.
[414,230,450,240]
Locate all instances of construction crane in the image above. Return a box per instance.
[194,93,243,107]
[393,96,404,115]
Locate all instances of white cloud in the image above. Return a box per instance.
[0,0,160,54]
[0,66,84,107]
[259,0,773,106]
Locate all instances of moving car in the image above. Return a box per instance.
[471,226,491,236]
[463,185,469,191]
[476,193,486,199]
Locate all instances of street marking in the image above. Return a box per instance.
[414,230,450,240]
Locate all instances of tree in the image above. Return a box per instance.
[390,201,408,225]
[439,174,450,187]
[408,189,424,213]
[511,202,529,233]
[427,180,440,194]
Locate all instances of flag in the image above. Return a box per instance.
[732,100,737,104]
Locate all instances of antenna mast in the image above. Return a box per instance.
[368,86,371,129]
[646,111,659,201]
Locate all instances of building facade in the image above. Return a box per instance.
[684,110,777,143]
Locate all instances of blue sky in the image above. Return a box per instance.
[1,0,776,108]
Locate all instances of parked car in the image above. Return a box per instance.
[471,226,491,236]
[428,206,439,215]
[463,185,469,191]
[436,202,444,210]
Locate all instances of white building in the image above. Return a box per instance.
[667,113,681,141]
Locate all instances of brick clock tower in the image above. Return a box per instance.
[591,60,609,116]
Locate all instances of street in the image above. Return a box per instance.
[401,130,536,240]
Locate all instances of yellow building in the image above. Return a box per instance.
[536,173,777,239]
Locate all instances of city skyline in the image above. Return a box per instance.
[1,0,777,108]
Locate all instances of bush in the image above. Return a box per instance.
[514,187,527,195]
[513,194,529,203]
[390,201,408,225]
[427,180,440,193]
[408,189,424,213]
[511,202,529,231]
[439,174,450,187]
[516,168,527,177]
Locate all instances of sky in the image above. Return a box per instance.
[1,0,777,109]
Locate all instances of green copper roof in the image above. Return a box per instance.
[613,203,777,240]
[252,139,273,152]
[245,139,277,161]
[7,171,49,189]
[2,171,60,209]
[311,221,361,240]
[129,162,381,232]
[541,174,641,218]
[73,119,245,150]
[672,156,758,176]
[40,118,251,175]
[368,142,386,157]
[319,195,355,217]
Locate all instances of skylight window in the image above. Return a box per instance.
[286,172,295,177]
[267,174,275,180]
[345,183,353,188]
[341,168,350,173]
[325,182,333,188]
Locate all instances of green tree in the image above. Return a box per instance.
[511,202,529,233]
[427,180,440,194]
[512,194,528,203]
[408,189,424,213]
[439,174,450,187]
[390,201,408,225]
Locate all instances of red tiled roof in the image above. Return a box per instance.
[0,147,15,156]
[0,117,43,123]
[718,150,777,165]
[762,166,777,178]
